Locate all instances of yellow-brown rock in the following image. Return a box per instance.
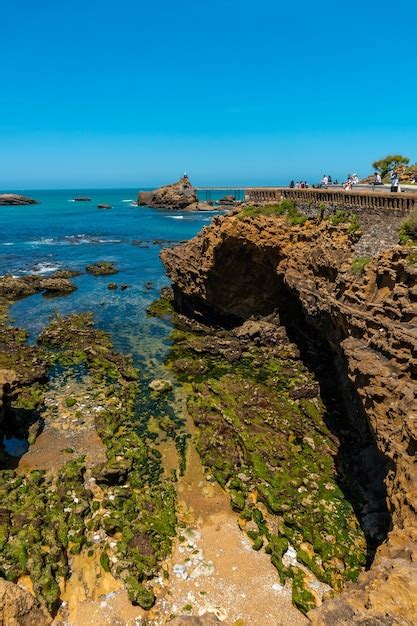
[0,579,51,625]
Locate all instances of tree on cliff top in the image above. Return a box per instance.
[372,154,410,178]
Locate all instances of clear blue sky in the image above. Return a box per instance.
[1,0,417,188]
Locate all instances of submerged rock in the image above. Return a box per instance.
[85,261,118,276]
[149,378,173,393]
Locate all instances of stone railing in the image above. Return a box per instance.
[246,187,417,216]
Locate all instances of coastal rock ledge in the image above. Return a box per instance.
[0,193,38,206]
[137,175,209,211]
[161,212,417,624]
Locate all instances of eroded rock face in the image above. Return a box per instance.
[161,213,417,623]
[137,175,198,210]
[0,194,38,206]
[0,578,51,625]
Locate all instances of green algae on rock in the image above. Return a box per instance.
[38,312,177,609]
[0,303,178,615]
[167,321,367,612]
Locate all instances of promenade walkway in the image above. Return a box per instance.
[245,187,417,213]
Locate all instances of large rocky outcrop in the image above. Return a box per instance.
[137,175,198,210]
[161,213,417,623]
[0,194,38,206]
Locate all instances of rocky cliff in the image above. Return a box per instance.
[161,211,417,623]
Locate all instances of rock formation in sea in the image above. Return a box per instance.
[161,205,417,623]
[0,194,38,205]
[137,175,199,210]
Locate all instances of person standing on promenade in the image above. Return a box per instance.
[290,180,295,188]
[390,171,400,192]
[374,172,382,185]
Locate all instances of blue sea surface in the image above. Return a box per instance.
[0,188,229,364]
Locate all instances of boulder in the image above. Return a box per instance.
[0,194,38,206]
[186,201,213,212]
[219,194,236,205]
[0,578,51,625]
[137,175,198,210]
[149,379,173,393]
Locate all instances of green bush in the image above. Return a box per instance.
[328,210,360,233]
[239,199,307,225]
[239,203,287,219]
[399,209,417,244]
[287,205,308,225]
[407,249,417,267]
[351,257,371,275]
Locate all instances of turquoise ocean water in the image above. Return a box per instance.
[0,188,235,454]
[0,188,230,346]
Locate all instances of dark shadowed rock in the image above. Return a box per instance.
[0,194,38,206]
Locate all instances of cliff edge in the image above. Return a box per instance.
[161,211,417,623]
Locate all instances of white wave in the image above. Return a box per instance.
[31,263,61,275]
[64,235,122,245]
[167,215,184,220]
[28,238,56,245]
[122,199,133,202]
[68,199,75,202]
[2,242,14,246]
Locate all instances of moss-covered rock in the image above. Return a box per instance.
[168,321,367,613]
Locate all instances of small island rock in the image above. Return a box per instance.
[137,175,198,210]
[0,194,38,206]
